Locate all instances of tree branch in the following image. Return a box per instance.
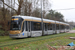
[15,2,19,6]
[1,0,17,13]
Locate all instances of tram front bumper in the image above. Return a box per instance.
[9,34,23,38]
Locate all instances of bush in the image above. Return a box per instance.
[0,25,2,28]
[0,29,5,36]
[0,22,10,36]
[0,29,9,36]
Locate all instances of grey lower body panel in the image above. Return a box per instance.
[9,33,27,38]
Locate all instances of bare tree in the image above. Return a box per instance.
[0,0,22,15]
[1,0,51,16]
[31,0,51,18]
[32,8,41,17]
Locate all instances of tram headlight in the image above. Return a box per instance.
[19,31,21,33]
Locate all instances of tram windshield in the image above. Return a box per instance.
[10,17,23,30]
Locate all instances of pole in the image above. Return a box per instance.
[41,0,44,36]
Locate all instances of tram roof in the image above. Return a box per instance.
[12,15,69,26]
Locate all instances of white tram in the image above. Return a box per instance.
[9,15,70,38]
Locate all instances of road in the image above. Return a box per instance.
[67,30,75,33]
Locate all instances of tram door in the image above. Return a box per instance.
[27,21,31,37]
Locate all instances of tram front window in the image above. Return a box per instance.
[10,17,23,30]
[10,22,21,30]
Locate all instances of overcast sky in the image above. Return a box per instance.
[49,0,75,22]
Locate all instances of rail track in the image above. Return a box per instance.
[0,33,71,47]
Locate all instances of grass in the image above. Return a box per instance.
[72,28,75,30]
[0,33,75,50]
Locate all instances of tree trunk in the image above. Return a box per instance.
[17,0,23,15]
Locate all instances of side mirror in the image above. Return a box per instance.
[8,21,11,26]
[8,21,9,25]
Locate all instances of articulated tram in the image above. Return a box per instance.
[9,15,70,38]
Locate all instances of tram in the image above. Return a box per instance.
[9,15,70,38]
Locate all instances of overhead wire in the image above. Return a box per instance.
[53,8,75,10]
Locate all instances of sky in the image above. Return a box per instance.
[49,0,75,22]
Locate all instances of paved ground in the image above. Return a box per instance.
[67,30,75,33]
[68,30,75,39]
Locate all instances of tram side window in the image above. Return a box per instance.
[67,26,69,29]
[61,25,63,30]
[50,24,52,30]
[45,23,47,31]
[22,23,24,32]
[60,25,62,30]
[48,24,52,30]
[52,24,55,30]
[66,26,67,29]
[32,22,41,31]
[63,25,64,29]
[64,25,65,29]
[48,24,50,30]
[25,21,28,31]
[62,25,64,29]
[67,26,68,29]
[56,24,59,30]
